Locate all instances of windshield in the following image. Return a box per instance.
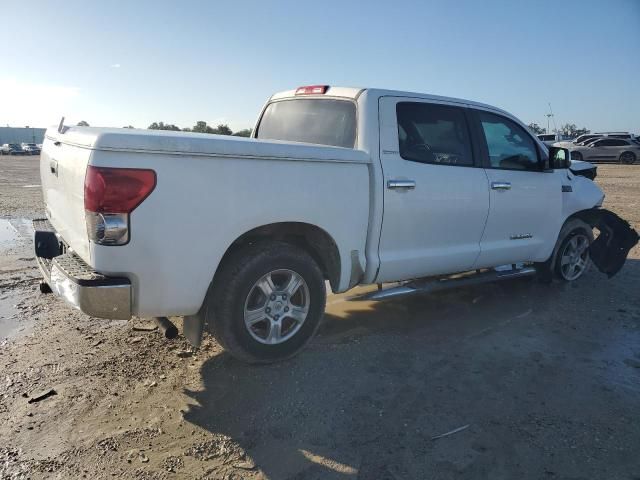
[256,99,356,148]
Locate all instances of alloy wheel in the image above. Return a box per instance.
[243,269,310,345]
[559,233,590,281]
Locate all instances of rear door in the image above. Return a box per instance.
[376,97,490,282]
[470,109,562,267]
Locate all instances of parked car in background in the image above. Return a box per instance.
[1,143,27,155]
[537,133,573,146]
[555,132,636,148]
[570,137,640,163]
[21,143,41,155]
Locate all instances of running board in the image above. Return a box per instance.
[362,265,537,301]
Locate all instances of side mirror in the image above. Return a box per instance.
[548,146,570,169]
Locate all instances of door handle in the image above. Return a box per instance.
[387,179,416,190]
[491,181,511,190]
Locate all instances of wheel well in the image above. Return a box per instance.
[215,222,341,291]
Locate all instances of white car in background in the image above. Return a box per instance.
[21,143,41,155]
[570,137,640,164]
[537,133,573,146]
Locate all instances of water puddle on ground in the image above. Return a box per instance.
[0,290,32,341]
[1,218,36,342]
[0,218,33,254]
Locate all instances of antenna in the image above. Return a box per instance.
[57,116,66,133]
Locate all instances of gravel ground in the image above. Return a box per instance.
[0,155,639,479]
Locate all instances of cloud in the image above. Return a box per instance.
[110,63,121,68]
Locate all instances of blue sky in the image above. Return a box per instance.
[1,0,638,133]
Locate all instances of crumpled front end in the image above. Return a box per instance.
[579,209,639,277]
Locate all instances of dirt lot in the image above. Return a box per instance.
[1,155,639,479]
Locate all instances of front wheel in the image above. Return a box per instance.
[553,219,594,281]
[206,241,326,363]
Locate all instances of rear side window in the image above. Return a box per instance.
[256,99,356,148]
[478,111,540,171]
[597,139,628,146]
[396,102,473,166]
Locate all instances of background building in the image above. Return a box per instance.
[0,127,46,144]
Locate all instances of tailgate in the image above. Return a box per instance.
[40,130,92,262]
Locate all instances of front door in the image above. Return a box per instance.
[376,97,490,282]
[471,109,563,268]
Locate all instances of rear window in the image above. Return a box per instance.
[256,99,356,148]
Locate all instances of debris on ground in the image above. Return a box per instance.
[431,424,470,440]
[132,324,158,332]
[27,388,57,404]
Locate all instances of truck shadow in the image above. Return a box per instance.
[183,260,640,479]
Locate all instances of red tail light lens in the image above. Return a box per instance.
[84,166,156,213]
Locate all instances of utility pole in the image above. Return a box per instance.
[546,103,557,133]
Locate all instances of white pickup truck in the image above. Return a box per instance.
[35,85,638,363]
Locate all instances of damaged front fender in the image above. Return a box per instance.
[578,209,639,278]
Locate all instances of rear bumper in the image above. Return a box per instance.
[34,219,132,320]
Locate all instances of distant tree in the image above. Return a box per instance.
[191,121,215,134]
[148,121,181,131]
[77,120,90,127]
[527,123,546,135]
[214,124,233,136]
[558,123,589,137]
[232,128,252,138]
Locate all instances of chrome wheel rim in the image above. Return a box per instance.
[243,269,310,345]
[560,233,590,281]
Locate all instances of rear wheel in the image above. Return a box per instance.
[619,151,636,165]
[553,219,594,281]
[571,151,583,161]
[206,241,326,363]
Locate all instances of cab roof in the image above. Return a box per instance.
[269,86,512,117]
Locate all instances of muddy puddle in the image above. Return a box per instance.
[0,218,33,254]
[0,290,33,341]
[1,218,36,341]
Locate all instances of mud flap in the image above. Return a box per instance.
[581,209,639,278]
[183,308,206,348]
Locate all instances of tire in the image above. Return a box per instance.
[552,219,594,282]
[619,151,636,165]
[205,240,326,364]
[571,151,583,161]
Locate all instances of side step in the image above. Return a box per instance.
[362,265,537,301]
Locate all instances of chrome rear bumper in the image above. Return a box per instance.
[34,219,132,320]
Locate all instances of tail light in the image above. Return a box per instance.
[84,166,156,245]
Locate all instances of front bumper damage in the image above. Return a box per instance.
[581,208,639,277]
